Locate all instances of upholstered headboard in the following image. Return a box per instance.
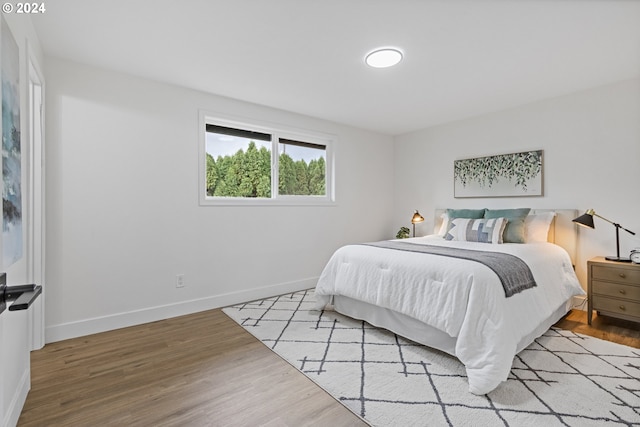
[433,209,578,265]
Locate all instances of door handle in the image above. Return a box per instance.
[0,273,42,315]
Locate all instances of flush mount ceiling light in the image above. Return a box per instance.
[365,48,403,68]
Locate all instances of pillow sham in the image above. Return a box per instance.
[484,208,531,243]
[525,211,556,243]
[444,217,508,244]
[437,213,449,236]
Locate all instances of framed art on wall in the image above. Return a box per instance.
[454,150,543,198]
[2,16,24,267]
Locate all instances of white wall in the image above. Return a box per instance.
[394,78,640,288]
[44,57,395,342]
[0,14,44,427]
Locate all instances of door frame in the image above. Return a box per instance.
[26,42,45,350]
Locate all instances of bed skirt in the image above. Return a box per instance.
[331,295,572,358]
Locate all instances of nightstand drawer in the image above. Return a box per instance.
[591,265,640,285]
[592,280,640,300]
[592,295,640,318]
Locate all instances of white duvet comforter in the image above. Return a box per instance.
[314,236,585,395]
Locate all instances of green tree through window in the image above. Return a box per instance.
[206,142,269,197]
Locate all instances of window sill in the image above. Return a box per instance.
[199,197,337,207]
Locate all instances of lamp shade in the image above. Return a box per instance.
[411,210,424,224]
[572,209,595,229]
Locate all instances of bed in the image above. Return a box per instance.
[314,209,585,395]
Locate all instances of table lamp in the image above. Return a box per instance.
[572,209,636,262]
[411,210,424,237]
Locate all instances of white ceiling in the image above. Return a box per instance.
[32,0,640,136]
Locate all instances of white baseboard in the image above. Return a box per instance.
[45,277,318,343]
[2,368,29,427]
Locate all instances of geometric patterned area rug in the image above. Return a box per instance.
[223,290,640,427]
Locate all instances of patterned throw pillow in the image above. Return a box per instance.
[445,217,508,244]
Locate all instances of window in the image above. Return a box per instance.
[278,139,326,196]
[199,113,334,205]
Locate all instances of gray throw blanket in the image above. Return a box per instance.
[361,241,537,297]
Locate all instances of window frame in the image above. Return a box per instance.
[199,111,335,206]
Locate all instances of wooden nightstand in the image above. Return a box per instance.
[587,257,640,325]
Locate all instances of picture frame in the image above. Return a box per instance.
[454,150,543,198]
[2,15,24,267]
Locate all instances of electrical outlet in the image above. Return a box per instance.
[176,274,185,288]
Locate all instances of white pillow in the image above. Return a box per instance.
[525,212,556,243]
[437,213,449,236]
[444,217,508,244]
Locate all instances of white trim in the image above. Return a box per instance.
[2,367,29,427]
[198,110,336,206]
[45,276,318,343]
[201,196,337,207]
[26,41,45,351]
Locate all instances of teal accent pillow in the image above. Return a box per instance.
[484,208,531,243]
[445,208,486,219]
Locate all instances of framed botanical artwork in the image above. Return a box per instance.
[454,150,543,198]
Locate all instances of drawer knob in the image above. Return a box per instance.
[619,289,626,295]
[619,273,626,278]
[619,305,626,311]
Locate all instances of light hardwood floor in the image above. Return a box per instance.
[19,309,639,426]
[553,309,640,348]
